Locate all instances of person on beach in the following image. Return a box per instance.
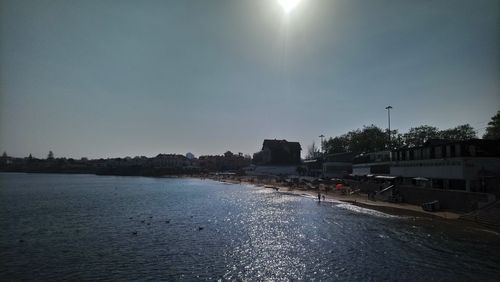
[318,193,321,202]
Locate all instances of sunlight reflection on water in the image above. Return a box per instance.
[1,173,499,281]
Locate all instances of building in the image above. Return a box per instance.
[391,139,500,192]
[253,139,301,165]
[151,154,190,168]
[198,152,251,172]
[351,151,391,176]
[322,152,355,178]
[303,158,322,177]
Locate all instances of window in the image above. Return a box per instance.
[455,144,461,157]
[469,145,476,157]
[423,148,430,159]
[449,179,466,190]
[414,149,422,160]
[435,146,442,159]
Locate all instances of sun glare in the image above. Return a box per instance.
[277,0,301,14]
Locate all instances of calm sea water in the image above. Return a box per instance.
[0,173,499,281]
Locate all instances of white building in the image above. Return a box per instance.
[351,151,391,176]
[391,139,500,192]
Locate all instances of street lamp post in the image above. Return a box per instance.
[319,134,325,153]
[385,106,392,148]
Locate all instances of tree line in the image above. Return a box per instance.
[306,111,500,158]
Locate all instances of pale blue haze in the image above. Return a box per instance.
[1,0,499,158]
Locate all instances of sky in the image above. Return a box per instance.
[1,0,499,159]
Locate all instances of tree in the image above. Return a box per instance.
[1,151,7,158]
[440,124,477,141]
[47,151,54,160]
[323,136,349,154]
[483,111,500,140]
[323,125,387,154]
[305,141,321,159]
[389,130,405,150]
[403,125,440,147]
[348,125,387,153]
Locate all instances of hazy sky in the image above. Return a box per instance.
[1,0,499,159]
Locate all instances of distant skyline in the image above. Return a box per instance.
[1,0,499,159]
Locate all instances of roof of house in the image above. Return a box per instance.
[262,139,301,151]
[155,154,187,159]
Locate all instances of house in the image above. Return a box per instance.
[151,154,190,168]
[198,152,251,172]
[253,139,301,165]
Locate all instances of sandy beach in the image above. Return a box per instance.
[212,176,462,220]
[281,187,461,219]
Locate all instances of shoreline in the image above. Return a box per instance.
[211,176,462,220]
[0,172,468,220]
[212,177,500,235]
[2,172,495,234]
[288,188,461,220]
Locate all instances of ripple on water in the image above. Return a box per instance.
[0,174,499,281]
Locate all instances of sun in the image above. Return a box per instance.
[277,0,302,14]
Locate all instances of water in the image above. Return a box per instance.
[1,173,499,281]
